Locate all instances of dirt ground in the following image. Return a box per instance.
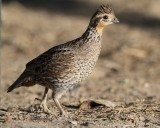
[1,0,160,127]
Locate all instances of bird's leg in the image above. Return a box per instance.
[40,87,52,114]
[52,91,68,117]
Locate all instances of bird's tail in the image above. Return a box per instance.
[7,70,34,93]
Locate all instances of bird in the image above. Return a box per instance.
[7,4,119,117]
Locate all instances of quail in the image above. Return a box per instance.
[7,4,119,116]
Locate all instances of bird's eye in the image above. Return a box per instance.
[103,15,108,20]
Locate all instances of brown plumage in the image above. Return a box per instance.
[7,4,119,116]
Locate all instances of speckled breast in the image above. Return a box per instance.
[81,44,101,77]
[65,41,102,87]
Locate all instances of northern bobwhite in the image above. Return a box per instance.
[7,4,119,116]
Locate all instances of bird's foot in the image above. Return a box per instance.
[40,101,52,114]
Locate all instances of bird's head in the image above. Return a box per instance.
[89,4,119,34]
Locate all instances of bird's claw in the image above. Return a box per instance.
[40,102,52,114]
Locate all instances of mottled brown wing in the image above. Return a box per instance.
[26,45,78,78]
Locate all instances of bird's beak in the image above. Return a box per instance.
[112,18,119,24]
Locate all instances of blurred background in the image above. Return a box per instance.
[1,0,160,112]
[1,0,160,127]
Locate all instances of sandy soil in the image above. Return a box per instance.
[1,0,160,127]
